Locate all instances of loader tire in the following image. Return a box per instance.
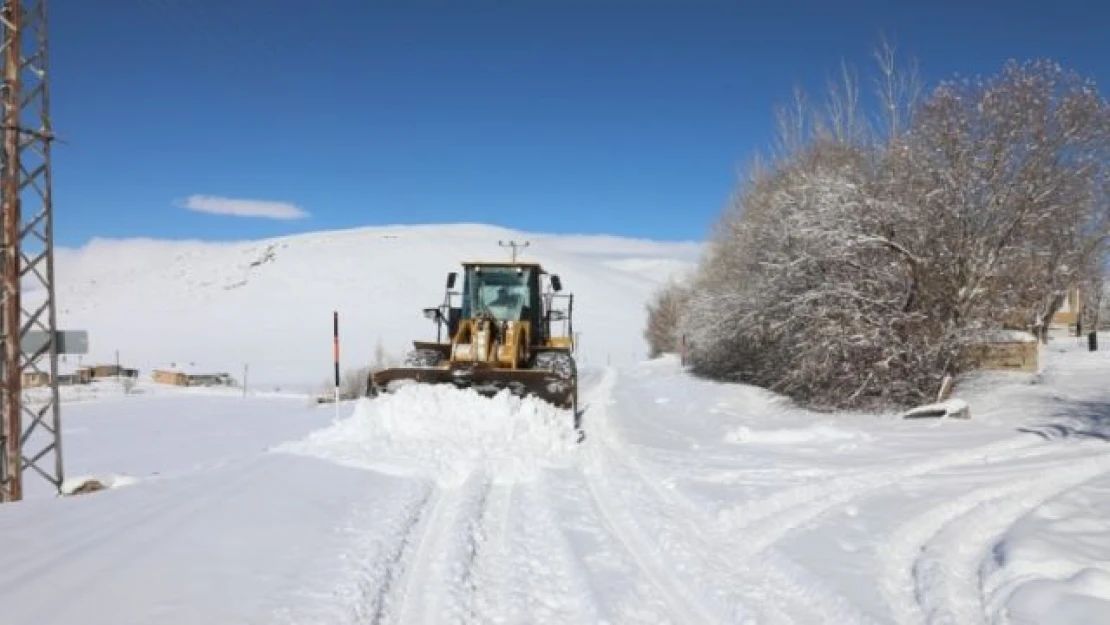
[533,351,580,429]
[403,348,443,368]
[532,351,574,380]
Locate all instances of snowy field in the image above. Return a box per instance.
[2,332,1109,624]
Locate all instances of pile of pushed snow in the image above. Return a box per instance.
[986,477,1110,624]
[275,384,580,485]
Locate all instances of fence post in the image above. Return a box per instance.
[333,311,340,418]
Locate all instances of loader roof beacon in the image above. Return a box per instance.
[368,260,580,429]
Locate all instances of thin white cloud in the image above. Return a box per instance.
[177,195,310,220]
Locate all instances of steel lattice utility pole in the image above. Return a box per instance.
[0,0,62,503]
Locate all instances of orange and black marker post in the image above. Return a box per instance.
[333,311,340,393]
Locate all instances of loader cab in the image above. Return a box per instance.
[459,263,543,333]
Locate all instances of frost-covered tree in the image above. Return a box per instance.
[681,54,1110,411]
[894,60,1110,344]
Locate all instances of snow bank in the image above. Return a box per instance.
[986,475,1110,624]
[60,472,139,495]
[276,384,581,485]
[902,398,971,419]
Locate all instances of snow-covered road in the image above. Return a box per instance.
[3,340,1110,624]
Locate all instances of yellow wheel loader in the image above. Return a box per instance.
[367,261,579,428]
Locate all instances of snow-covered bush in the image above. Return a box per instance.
[681,55,1110,411]
[644,280,690,358]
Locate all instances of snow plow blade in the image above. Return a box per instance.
[368,366,577,411]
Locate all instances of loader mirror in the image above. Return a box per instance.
[423,307,441,322]
[550,274,562,292]
[446,272,457,289]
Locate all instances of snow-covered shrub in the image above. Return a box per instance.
[644,280,690,358]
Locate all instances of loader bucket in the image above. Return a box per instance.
[369,365,577,412]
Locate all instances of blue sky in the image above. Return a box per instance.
[49,0,1109,247]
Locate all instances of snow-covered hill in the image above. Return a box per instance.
[43,223,701,391]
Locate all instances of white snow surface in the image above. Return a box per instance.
[5,282,1110,621]
[39,223,701,391]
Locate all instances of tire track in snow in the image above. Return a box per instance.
[880,451,1110,625]
[586,436,874,624]
[544,468,699,624]
[877,479,1033,625]
[710,441,1065,562]
[583,368,877,623]
[465,476,603,624]
[581,457,729,624]
[467,482,521,621]
[342,483,435,625]
[595,365,1110,624]
[605,364,1069,562]
[508,476,604,623]
[375,470,492,625]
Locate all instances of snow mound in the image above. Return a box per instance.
[1006,569,1110,625]
[275,384,581,485]
[724,424,867,445]
[60,473,140,495]
[987,478,1110,624]
[902,398,971,419]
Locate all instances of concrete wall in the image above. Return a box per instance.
[966,339,1039,373]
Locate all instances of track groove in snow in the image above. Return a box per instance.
[544,469,691,624]
[350,485,436,625]
[493,476,602,624]
[582,368,875,624]
[908,453,1110,625]
[378,471,492,625]
[467,482,521,621]
[581,457,723,624]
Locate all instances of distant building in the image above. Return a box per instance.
[21,371,49,388]
[57,367,93,386]
[87,364,138,379]
[152,369,189,386]
[153,363,232,387]
[1051,285,1082,328]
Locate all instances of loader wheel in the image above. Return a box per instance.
[533,351,582,439]
[403,348,443,368]
[532,351,575,380]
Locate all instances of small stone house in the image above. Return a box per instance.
[21,371,49,388]
[153,364,232,387]
[152,369,189,386]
